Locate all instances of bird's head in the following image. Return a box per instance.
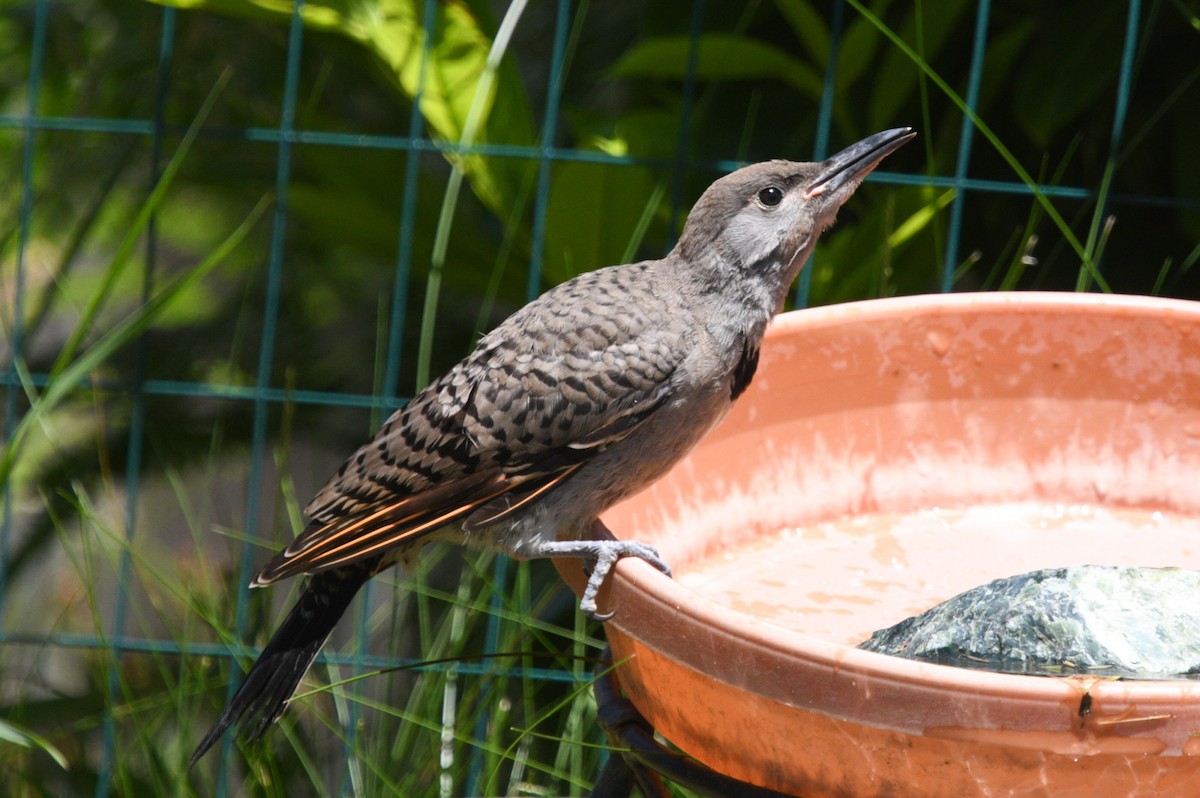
[677,127,915,306]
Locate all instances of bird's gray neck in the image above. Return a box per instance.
[696,242,809,325]
[674,254,775,372]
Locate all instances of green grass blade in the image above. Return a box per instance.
[0,717,69,769]
[843,0,1105,288]
[48,69,231,381]
[416,0,530,389]
[0,196,269,488]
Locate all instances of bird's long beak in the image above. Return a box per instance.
[804,127,916,200]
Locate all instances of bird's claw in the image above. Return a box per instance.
[573,540,670,622]
[584,605,615,623]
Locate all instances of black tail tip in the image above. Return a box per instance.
[189,721,230,768]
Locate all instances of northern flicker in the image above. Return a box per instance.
[191,127,915,763]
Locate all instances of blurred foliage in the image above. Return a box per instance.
[2,0,1200,794]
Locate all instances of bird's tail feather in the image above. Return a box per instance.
[190,563,371,766]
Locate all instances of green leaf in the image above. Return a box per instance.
[773,0,831,65]
[843,0,1103,285]
[155,0,481,137]
[48,70,229,382]
[538,110,679,286]
[975,18,1038,120]
[148,0,536,216]
[611,33,824,99]
[836,0,893,90]
[1012,5,1122,147]
[868,0,970,133]
[0,716,68,769]
[0,197,269,487]
[542,157,656,286]
[887,187,956,249]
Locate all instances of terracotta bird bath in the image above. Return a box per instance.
[556,292,1200,798]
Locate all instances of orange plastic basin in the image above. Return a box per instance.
[556,292,1200,798]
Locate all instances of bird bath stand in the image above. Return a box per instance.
[556,292,1200,798]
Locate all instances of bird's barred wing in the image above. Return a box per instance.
[253,269,684,585]
[251,392,670,584]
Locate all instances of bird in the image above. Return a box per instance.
[191,126,916,764]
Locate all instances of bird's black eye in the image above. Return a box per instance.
[757,186,784,207]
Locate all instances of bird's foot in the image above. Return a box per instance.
[535,539,671,621]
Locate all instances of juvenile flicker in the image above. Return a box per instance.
[192,127,916,763]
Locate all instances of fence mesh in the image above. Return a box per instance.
[2,0,1199,795]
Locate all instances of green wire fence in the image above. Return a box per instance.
[2,0,1198,795]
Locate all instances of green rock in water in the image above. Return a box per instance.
[858,566,1200,679]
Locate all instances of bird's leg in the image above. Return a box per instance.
[529,533,672,621]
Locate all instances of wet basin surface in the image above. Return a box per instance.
[677,502,1200,645]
